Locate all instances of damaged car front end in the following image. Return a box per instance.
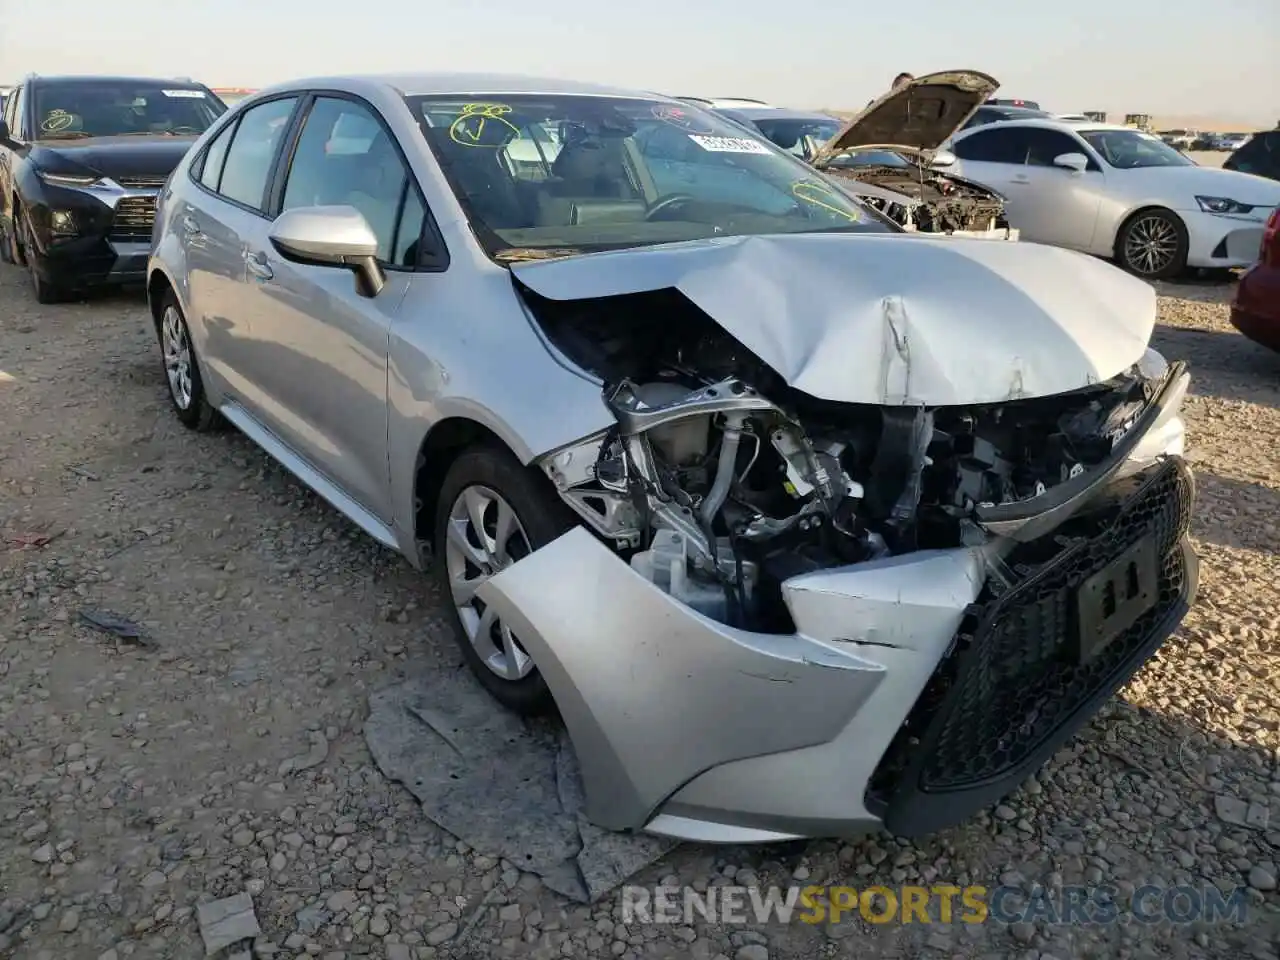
[808,70,1020,241]
[473,233,1195,843]
[399,85,1196,844]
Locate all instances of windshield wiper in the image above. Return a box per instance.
[38,131,93,140]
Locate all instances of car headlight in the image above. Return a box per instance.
[1196,195,1254,215]
[35,170,104,188]
[1137,346,1169,381]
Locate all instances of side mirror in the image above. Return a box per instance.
[931,149,957,167]
[268,205,385,298]
[1053,152,1089,173]
[0,120,11,144]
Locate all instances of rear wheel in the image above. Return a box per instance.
[433,444,578,715]
[1116,208,1188,280]
[158,292,220,431]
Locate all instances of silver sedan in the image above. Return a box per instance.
[942,118,1280,278]
[147,73,1197,843]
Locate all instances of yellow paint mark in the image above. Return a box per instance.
[42,109,73,133]
[0,370,16,383]
[792,180,861,221]
[449,102,521,148]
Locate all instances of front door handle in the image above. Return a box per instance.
[181,215,202,236]
[1010,175,1030,185]
[245,251,274,281]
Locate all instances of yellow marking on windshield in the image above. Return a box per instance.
[791,180,861,221]
[449,103,521,148]
[42,110,73,133]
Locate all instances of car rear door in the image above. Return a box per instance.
[178,95,300,400]
[229,92,427,524]
[950,126,1043,238]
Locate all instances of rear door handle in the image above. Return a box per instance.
[181,215,202,236]
[245,251,274,281]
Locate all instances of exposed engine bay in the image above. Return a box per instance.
[826,165,1008,234]
[526,285,1166,633]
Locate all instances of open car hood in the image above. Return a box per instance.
[810,70,999,166]
[511,232,1155,407]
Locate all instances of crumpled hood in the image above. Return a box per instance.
[511,232,1156,407]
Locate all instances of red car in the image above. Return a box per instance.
[1230,207,1280,352]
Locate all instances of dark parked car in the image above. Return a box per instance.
[1224,130,1280,182]
[984,98,1041,110]
[1230,207,1280,352]
[960,104,1052,131]
[0,74,226,302]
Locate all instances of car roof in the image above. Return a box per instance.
[724,106,837,122]
[255,73,672,101]
[957,118,1139,137]
[25,74,208,87]
[976,104,1049,117]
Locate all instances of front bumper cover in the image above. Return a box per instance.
[476,401,1196,842]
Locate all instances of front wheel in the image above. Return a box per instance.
[1116,208,1188,280]
[433,444,578,715]
[19,213,70,304]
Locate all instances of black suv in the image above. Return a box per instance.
[1224,130,1280,183]
[0,75,226,302]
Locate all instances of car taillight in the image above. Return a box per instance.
[1263,207,1280,267]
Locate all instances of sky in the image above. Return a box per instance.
[1,0,1276,125]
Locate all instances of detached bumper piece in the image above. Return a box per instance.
[868,456,1197,837]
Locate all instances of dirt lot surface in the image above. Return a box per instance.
[2,262,1280,960]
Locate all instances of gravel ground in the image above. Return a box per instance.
[2,261,1279,960]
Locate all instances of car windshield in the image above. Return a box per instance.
[1080,129,1194,169]
[31,81,224,140]
[827,149,913,169]
[749,117,842,157]
[408,94,889,258]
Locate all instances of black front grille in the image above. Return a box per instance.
[870,458,1195,834]
[116,174,168,189]
[109,195,157,242]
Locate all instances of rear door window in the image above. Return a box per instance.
[954,126,1031,164]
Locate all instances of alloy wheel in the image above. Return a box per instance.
[444,485,536,681]
[1123,215,1180,276]
[161,306,194,410]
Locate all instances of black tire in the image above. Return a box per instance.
[18,210,70,304]
[156,291,220,431]
[433,444,578,715]
[1115,208,1189,281]
[0,214,13,265]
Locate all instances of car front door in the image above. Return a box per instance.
[231,93,424,524]
[1013,128,1107,250]
[180,95,300,400]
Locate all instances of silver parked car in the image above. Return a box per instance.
[148,73,1198,843]
[944,119,1280,278]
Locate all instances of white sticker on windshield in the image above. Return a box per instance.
[163,89,205,98]
[688,135,772,155]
